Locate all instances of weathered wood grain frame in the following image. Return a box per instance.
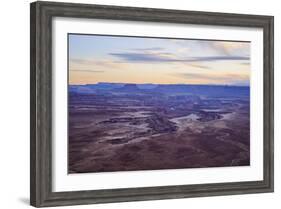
[30,1,274,207]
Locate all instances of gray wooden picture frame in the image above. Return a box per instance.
[30,1,274,207]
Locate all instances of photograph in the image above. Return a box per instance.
[68,34,251,173]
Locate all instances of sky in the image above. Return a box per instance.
[68,34,250,86]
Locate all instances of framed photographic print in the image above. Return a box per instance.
[30,1,274,207]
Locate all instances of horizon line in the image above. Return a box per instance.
[69,82,250,87]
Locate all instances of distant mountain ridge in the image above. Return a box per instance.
[69,82,249,98]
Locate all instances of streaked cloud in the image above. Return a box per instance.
[70,69,104,73]
[109,52,249,63]
[70,58,115,68]
[239,62,250,66]
[132,47,164,51]
[69,58,125,72]
[212,41,250,56]
[173,72,249,85]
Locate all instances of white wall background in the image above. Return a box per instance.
[0,0,279,208]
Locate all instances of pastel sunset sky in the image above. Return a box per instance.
[69,34,250,86]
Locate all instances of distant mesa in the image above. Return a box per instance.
[93,82,124,89]
[119,83,139,91]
